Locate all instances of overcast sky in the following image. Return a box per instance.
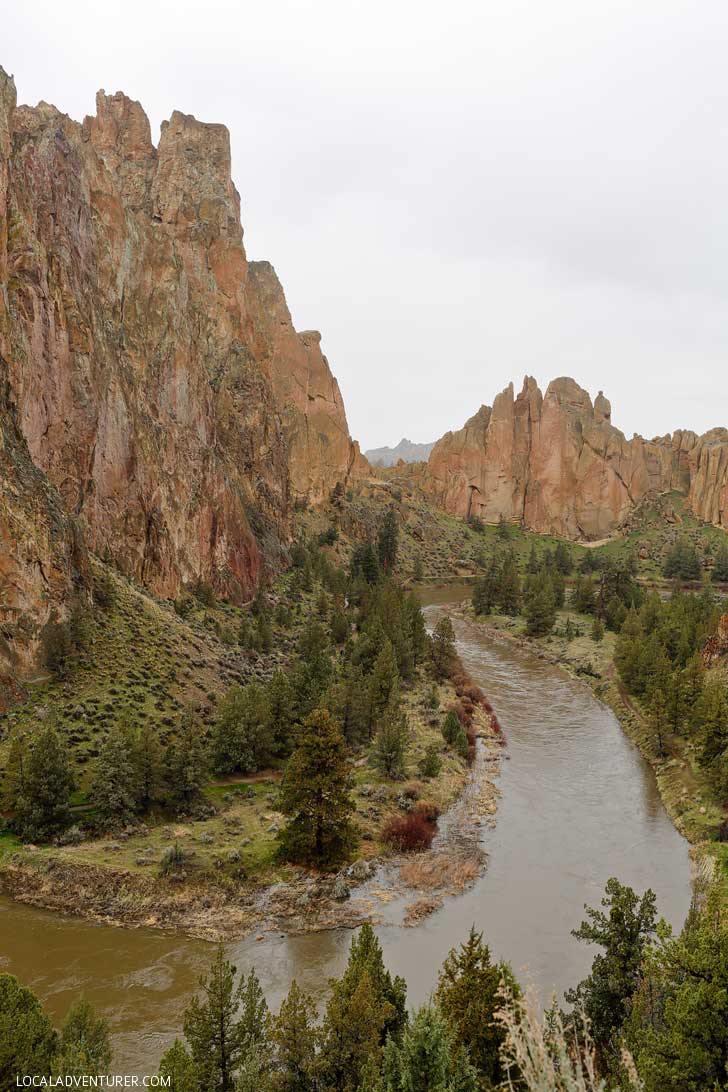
[5,0,728,449]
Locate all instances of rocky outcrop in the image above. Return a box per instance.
[0,70,363,672]
[425,377,727,539]
[246,261,366,505]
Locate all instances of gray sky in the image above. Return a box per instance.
[5,0,728,449]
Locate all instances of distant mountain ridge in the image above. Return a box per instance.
[365,437,436,467]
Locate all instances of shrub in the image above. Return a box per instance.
[159,843,187,876]
[383,810,437,852]
[418,744,442,779]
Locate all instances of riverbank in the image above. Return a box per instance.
[0,675,503,940]
[447,598,728,904]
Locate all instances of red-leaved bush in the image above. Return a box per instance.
[383,808,438,852]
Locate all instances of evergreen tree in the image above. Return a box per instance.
[12,723,74,842]
[472,555,500,617]
[380,1005,478,1092]
[590,616,605,643]
[496,555,521,615]
[378,511,399,573]
[523,574,556,637]
[130,722,165,812]
[712,540,728,583]
[57,998,111,1074]
[266,671,297,758]
[413,556,425,582]
[526,542,539,574]
[564,878,657,1063]
[373,699,410,779]
[663,537,701,581]
[269,981,318,1092]
[165,713,208,812]
[647,686,669,758]
[553,541,573,575]
[318,970,386,1091]
[212,683,272,775]
[92,728,138,828]
[158,1040,200,1092]
[369,640,401,728]
[183,945,247,1092]
[277,709,358,868]
[335,924,407,1043]
[442,710,463,747]
[431,616,457,679]
[697,677,728,777]
[0,974,58,1087]
[42,617,73,678]
[2,727,29,810]
[628,893,728,1092]
[435,928,517,1091]
[497,514,509,540]
[571,575,596,615]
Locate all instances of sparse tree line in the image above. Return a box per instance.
[2,509,487,870]
[4,876,728,1092]
[472,545,644,640]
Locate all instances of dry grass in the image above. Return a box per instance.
[400,850,480,893]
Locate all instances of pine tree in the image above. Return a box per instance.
[369,639,400,728]
[93,728,138,828]
[130,722,165,812]
[591,616,605,643]
[497,514,509,540]
[497,554,521,615]
[436,928,518,1092]
[553,541,573,575]
[183,945,247,1092]
[334,924,407,1043]
[12,723,74,842]
[373,698,410,779]
[378,510,399,573]
[571,575,596,615]
[165,712,208,812]
[647,687,670,758]
[523,574,556,637]
[442,710,462,747]
[277,709,358,868]
[431,616,457,679]
[266,670,296,758]
[269,981,318,1092]
[212,683,271,775]
[318,970,386,1091]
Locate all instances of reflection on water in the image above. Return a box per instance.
[0,585,692,1072]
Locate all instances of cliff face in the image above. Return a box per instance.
[0,71,363,674]
[425,377,727,539]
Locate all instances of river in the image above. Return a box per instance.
[0,585,692,1072]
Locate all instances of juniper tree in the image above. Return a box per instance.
[435,927,518,1091]
[373,698,410,779]
[431,616,457,679]
[57,998,111,1075]
[565,878,657,1065]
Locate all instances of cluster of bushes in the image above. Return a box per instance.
[383,801,440,851]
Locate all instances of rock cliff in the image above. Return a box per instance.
[0,71,363,674]
[424,377,727,539]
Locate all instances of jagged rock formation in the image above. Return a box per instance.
[424,377,727,539]
[365,437,435,468]
[246,261,367,504]
[0,71,363,674]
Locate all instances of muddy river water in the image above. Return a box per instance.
[0,586,692,1072]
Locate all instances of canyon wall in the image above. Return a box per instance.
[424,377,727,539]
[0,70,363,674]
